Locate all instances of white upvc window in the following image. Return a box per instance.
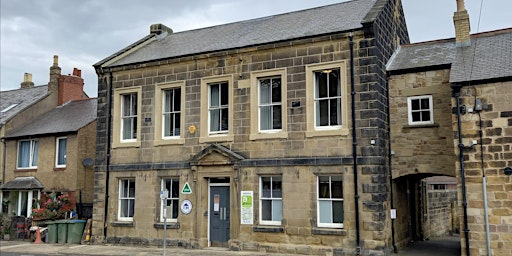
[160,178,179,222]
[259,176,282,225]
[1,190,40,217]
[208,82,229,134]
[121,93,138,141]
[162,88,182,138]
[118,179,135,221]
[17,139,39,169]
[317,176,343,228]
[55,137,67,167]
[407,95,434,125]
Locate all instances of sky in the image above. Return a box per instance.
[1,0,511,97]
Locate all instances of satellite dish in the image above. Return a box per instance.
[82,158,94,167]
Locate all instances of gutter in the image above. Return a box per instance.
[451,83,470,256]
[349,33,361,255]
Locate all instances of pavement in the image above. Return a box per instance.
[0,240,295,256]
[0,235,461,256]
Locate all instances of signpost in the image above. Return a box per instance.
[160,190,168,256]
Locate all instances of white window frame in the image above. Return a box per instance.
[208,82,229,135]
[305,61,349,138]
[407,95,434,125]
[2,190,40,217]
[118,179,135,221]
[259,176,282,225]
[199,75,234,143]
[121,93,138,142]
[17,139,39,169]
[162,88,182,139]
[258,76,283,132]
[317,176,344,228]
[313,69,342,129]
[160,178,180,222]
[55,137,67,168]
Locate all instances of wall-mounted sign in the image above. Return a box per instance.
[181,182,192,194]
[180,199,192,215]
[241,191,253,225]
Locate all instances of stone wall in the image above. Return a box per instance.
[425,190,457,238]
[453,80,512,256]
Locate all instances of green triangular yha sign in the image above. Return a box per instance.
[181,182,192,194]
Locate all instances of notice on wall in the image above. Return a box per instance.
[241,191,253,225]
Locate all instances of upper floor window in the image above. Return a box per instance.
[163,88,181,138]
[161,178,180,222]
[113,87,141,148]
[209,82,229,134]
[314,69,341,128]
[259,176,282,225]
[200,75,234,143]
[122,93,138,141]
[305,61,349,138]
[55,137,67,167]
[154,81,185,146]
[118,179,135,221]
[18,139,38,169]
[407,95,433,125]
[317,176,343,228]
[250,69,288,140]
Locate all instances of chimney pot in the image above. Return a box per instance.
[20,73,35,89]
[72,68,82,77]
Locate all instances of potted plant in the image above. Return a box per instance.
[0,213,11,240]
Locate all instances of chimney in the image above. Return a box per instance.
[20,73,35,89]
[58,67,85,105]
[453,0,471,47]
[48,55,61,92]
[150,23,173,35]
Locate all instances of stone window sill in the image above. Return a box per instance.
[252,225,284,233]
[111,221,135,227]
[312,227,346,236]
[403,123,439,129]
[154,222,180,229]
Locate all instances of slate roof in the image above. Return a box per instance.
[387,28,512,83]
[0,85,49,125]
[4,98,97,138]
[98,0,377,67]
[0,176,44,190]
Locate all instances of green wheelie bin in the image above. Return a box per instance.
[45,221,58,243]
[66,220,86,244]
[56,220,68,243]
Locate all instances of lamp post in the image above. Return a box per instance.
[160,190,168,256]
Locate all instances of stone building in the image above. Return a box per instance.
[387,0,512,255]
[92,0,409,254]
[0,56,96,219]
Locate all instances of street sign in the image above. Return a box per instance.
[180,200,192,215]
[160,190,168,199]
[181,182,192,194]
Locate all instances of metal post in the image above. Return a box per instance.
[163,200,167,256]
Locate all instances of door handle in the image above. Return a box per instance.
[223,207,227,220]
[220,207,223,220]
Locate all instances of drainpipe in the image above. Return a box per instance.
[451,83,470,256]
[349,32,361,254]
[1,137,5,186]
[103,71,113,239]
[385,76,398,253]
[478,112,491,256]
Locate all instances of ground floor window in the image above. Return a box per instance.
[259,176,282,225]
[161,178,179,221]
[317,176,343,228]
[118,179,135,221]
[1,190,40,217]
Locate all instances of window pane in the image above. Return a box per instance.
[122,118,133,139]
[220,83,228,105]
[128,181,135,197]
[272,177,282,198]
[261,177,271,198]
[272,106,282,129]
[316,72,328,98]
[421,111,430,122]
[57,138,67,165]
[164,90,171,112]
[328,70,340,96]
[420,98,430,109]
[261,200,272,220]
[172,199,179,218]
[331,177,343,199]
[317,100,329,126]
[31,141,38,166]
[271,78,281,103]
[260,106,271,130]
[220,108,228,131]
[332,201,344,223]
[272,200,283,221]
[18,141,30,167]
[318,176,330,198]
[171,180,179,198]
[412,112,421,122]
[210,84,219,107]
[319,200,331,223]
[260,79,271,104]
[173,88,181,111]
[411,99,420,111]
[329,99,340,125]
[210,109,220,131]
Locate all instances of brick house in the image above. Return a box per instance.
[387,0,512,255]
[0,56,96,220]
[92,0,409,254]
